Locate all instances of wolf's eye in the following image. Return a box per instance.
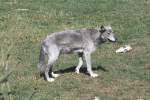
[108,33,110,35]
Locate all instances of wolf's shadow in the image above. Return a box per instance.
[55,65,108,74]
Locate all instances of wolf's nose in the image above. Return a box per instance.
[110,38,117,42]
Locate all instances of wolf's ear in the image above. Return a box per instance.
[100,25,105,33]
[100,25,105,30]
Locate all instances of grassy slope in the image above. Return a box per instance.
[0,0,150,99]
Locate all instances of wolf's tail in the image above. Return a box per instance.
[37,46,46,74]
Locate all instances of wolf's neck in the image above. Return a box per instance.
[90,29,101,41]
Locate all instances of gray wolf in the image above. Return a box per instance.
[38,25,116,82]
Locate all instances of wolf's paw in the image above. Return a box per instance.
[51,72,60,78]
[90,73,98,78]
[47,78,55,82]
[75,69,80,74]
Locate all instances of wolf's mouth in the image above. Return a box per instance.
[108,38,116,42]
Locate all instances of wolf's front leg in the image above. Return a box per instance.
[75,52,84,74]
[84,52,98,78]
[75,57,83,74]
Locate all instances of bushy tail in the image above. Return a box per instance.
[37,46,46,74]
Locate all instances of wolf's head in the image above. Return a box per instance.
[99,25,116,42]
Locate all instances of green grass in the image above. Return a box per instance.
[0,0,150,99]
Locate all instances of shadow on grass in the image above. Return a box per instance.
[40,65,109,80]
[55,65,108,74]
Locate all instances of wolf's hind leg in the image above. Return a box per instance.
[45,48,59,82]
[45,64,55,82]
[51,72,59,78]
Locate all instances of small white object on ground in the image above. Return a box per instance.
[94,97,99,100]
[116,45,132,53]
[16,8,29,11]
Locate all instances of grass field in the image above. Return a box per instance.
[0,0,150,100]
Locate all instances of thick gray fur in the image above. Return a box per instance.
[37,25,116,82]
